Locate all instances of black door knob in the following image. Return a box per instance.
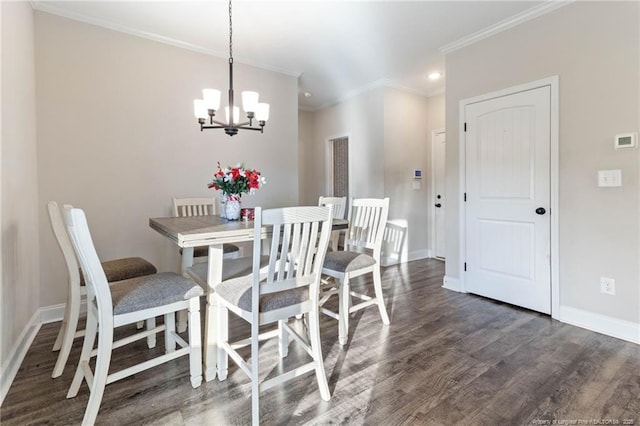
[435,203,442,208]
[535,207,546,215]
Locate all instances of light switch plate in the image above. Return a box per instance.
[598,169,622,187]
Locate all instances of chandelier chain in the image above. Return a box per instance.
[228,0,233,61]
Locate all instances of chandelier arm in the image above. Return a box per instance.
[236,126,263,132]
[211,118,232,127]
[201,125,229,130]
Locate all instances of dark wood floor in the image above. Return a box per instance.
[2,259,639,425]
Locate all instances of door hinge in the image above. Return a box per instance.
[464,122,467,132]
[464,262,467,271]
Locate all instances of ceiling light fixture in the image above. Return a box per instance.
[428,71,442,80]
[193,0,269,136]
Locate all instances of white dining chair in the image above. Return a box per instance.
[63,206,203,425]
[190,206,333,425]
[172,197,241,259]
[319,196,347,251]
[320,197,390,345]
[47,201,158,378]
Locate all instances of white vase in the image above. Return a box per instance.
[219,195,227,219]
[225,197,241,220]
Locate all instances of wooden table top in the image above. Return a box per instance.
[149,215,348,248]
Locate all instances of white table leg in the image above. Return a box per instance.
[178,247,195,332]
[204,244,223,382]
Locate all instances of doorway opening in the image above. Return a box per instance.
[431,130,446,260]
[327,136,349,198]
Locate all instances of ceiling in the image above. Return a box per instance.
[32,1,549,110]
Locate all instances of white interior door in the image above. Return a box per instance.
[433,131,446,259]
[464,86,551,314]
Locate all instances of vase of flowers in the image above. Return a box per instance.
[208,162,266,220]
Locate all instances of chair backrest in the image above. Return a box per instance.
[251,206,333,320]
[318,196,347,220]
[345,198,390,261]
[47,201,81,289]
[172,197,217,217]
[63,206,113,317]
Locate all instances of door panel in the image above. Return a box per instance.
[465,86,551,314]
[433,132,446,259]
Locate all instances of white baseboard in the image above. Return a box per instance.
[560,305,639,345]
[0,303,69,406]
[408,249,430,262]
[442,275,462,292]
[39,303,67,324]
[0,310,42,405]
[381,249,430,267]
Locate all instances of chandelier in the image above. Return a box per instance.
[193,0,269,136]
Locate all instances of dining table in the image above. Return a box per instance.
[149,214,348,382]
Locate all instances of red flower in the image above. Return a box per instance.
[208,163,265,196]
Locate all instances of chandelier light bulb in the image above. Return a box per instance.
[256,103,270,122]
[193,99,208,119]
[202,89,221,111]
[242,91,259,113]
[225,106,240,124]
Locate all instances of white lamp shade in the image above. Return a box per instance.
[193,99,208,119]
[202,89,221,111]
[256,103,270,121]
[225,106,240,124]
[241,91,259,113]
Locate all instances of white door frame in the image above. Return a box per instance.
[430,128,446,259]
[458,76,560,319]
[325,133,352,197]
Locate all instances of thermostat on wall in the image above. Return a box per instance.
[614,132,637,150]
[413,169,423,179]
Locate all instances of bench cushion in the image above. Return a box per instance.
[322,251,376,273]
[215,275,309,313]
[109,272,203,315]
[187,256,269,287]
[80,257,157,286]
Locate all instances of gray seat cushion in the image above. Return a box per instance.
[180,244,240,257]
[323,251,376,273]
[80,257,157,286]
[188,255,270,285]
[109,272,204,315]
[216,275,309,313]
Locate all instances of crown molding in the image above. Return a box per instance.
[30,1,301,78]
[307,79,443,112]
[440,0,574,55]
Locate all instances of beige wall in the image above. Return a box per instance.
[445,2,640,323]
[298,110,320,205]
[35,12,299,307]
[1,1,40,376]
[303,88,386,204]
[299,88,445,258]
[383,88,436,258]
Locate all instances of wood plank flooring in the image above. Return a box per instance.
[1,259,639,425]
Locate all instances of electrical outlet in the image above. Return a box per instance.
[600,277,616,295]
